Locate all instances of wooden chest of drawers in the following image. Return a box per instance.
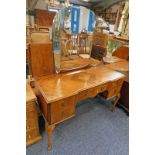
[26,82,42,146]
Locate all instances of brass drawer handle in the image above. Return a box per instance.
[84,91,88,96]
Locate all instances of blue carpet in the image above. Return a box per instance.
[26,95,129,155]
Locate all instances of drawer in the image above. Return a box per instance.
[26,110,37,121]
[26,118,38,131]
[78,88,96,100]
[26,101,36,112]
[107,85,122,98]
[50,95,76,124]
[96,83,108,93]
[26,128,40,142]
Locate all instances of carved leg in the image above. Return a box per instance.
[45,122,55,151]
[112,93,121,112]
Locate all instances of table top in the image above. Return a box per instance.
[26,81,36,102]
[36,64,125,103]
[103,56,125,64]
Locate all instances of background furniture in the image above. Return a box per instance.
[91,44,107,61]
[112,45,129,60]
[26,81,42,146]
[35,9,56,27]
[103,56,124,64]
[93,31,109,48]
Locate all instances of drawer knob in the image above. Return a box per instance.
[28,135,31,139]
[61,102,65,107]
[61,112,65,116]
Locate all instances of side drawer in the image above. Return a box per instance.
[50,95,76,124]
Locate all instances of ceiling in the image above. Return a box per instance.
[27,0,127,12]
[62,0,127,11]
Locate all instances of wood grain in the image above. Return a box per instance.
[26,82,36,102]
[26,82,42,146]
[30,43,55,78]
[36,64,125,103]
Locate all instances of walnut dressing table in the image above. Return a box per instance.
[35,64,125,150]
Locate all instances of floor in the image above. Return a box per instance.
[26,95,129,155]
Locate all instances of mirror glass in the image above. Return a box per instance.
[52,6,96,73]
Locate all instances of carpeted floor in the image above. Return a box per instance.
[26,95,129,155]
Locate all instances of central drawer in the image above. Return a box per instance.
[95,83,108,94]
[50,95,76,124]
[78,88,97,100]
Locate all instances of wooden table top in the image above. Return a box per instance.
[36,64,125,103]
[26,81,36,102]
[103,56,125,64]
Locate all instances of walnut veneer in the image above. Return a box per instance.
[35,64,125,150]
[26,82,42,146]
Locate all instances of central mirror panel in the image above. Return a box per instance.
[52,6,96,73]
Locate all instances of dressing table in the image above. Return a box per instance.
[35,64,125,150]
[28,6,126,150]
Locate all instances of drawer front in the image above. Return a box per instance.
[51,95,76,124]
[26,101,36,112]
[78,88,97,101]
[26,118,38,131]
[96,83,108,94]
[26,128,40,142]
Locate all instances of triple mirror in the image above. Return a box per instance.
[52,5,96,73]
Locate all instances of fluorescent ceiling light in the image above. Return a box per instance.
[48,8,59,12]
[82,0,90,2]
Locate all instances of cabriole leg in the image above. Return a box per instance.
[45,122,55,151]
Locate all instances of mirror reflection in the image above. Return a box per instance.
[52,6,96,73]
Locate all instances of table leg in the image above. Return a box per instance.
[112,93,120,112]
[45,122,55,151]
